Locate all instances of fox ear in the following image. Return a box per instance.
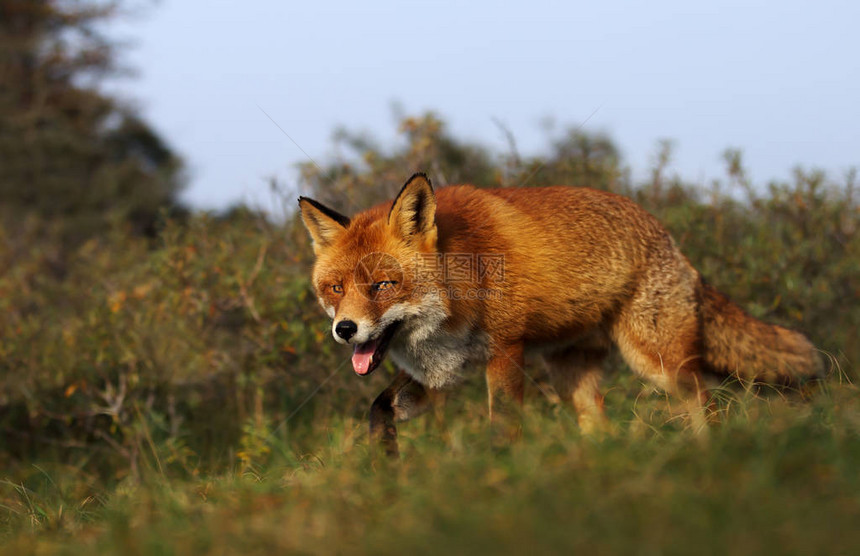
[298,197,350,254]
[388,173,437,246]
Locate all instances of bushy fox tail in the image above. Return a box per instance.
[700,282,823,385]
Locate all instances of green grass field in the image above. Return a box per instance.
[3,372,860,555]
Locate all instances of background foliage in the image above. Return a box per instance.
[0,0,185,249]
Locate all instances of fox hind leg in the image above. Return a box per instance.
[611,280,713,433]
[542,337,610,435]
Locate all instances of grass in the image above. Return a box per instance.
[3,370,860,555]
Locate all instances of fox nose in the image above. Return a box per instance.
[335,320,358,341]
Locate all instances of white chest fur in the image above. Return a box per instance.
[375,293,490,389]
[388,323,489,389]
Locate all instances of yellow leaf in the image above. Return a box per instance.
[109,291,127,313]
[132,283,153,299]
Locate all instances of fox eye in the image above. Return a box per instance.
[372,280,397,292]
[331,284,344,295]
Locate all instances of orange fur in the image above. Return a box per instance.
[300,173,822,453]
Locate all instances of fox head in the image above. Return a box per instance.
[298,173,445,376]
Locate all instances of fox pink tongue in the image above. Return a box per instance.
[352,339,379,375]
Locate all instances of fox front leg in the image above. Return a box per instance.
[485,342,525,443]
[369,370,432,457]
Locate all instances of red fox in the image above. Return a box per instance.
[299,173,822,454]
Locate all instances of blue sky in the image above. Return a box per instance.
[114,0,859,210]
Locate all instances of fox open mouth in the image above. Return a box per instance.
[351,322,400,376]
